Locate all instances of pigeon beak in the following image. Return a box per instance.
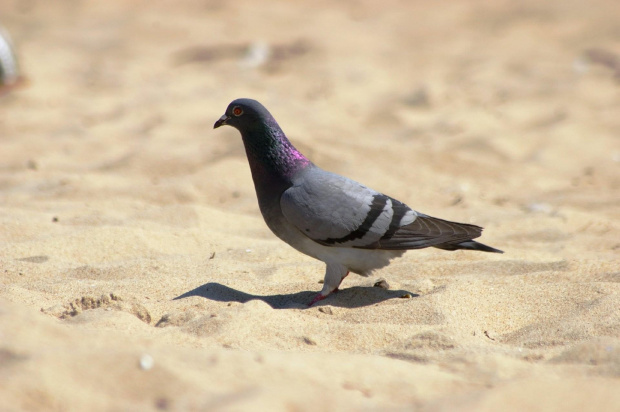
[213,114,230,129]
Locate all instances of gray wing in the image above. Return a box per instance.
[280,167,483,250]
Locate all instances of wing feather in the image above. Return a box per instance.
[280,167,484,251]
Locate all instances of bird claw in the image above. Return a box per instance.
[308,271,349,306]
[308,287,341,306]
[308,293,327,307]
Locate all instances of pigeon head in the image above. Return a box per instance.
[214,98,312,180]
[213,98,273,132]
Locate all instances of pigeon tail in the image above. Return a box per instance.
[434,240,504,253]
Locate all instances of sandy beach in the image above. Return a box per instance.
[1,0,619,410]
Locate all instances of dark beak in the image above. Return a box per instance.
[213,114,230,129]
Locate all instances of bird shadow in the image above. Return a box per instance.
[173,282,418,309]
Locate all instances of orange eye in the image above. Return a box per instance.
[232,106,243,116]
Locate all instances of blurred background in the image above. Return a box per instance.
[1,0,619,225]
[1,1,619,409]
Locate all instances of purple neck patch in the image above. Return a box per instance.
[242,115,312,181]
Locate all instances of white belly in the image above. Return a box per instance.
[277,220,405,275]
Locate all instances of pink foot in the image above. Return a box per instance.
[308,293,327,307]
[308,271,350,306]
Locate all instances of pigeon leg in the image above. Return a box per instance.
[333,271,349,293]
[309,264,348,306]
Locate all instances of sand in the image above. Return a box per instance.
[1,0,619,410]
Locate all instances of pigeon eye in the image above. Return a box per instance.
[232,106,243,116]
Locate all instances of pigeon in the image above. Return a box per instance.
[214,98,503,306]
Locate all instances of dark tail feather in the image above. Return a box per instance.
[434,240,504,254]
